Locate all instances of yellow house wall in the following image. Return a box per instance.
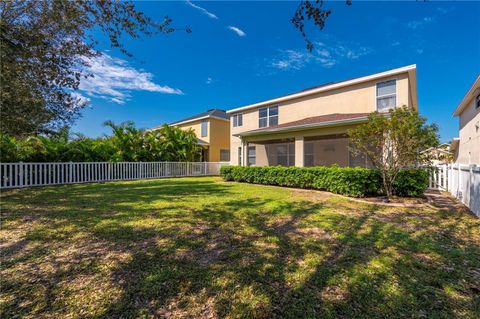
[457,98,480,164]
[230,73,413,165]
[208,118,231,162]
[177,120,209,143]
[177,118,230,162]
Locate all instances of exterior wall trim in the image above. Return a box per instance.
[453,76,480,116]
[170,115,229,127]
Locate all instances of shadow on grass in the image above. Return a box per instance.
[1,178,479,318]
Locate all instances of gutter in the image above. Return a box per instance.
[150,115,229,131]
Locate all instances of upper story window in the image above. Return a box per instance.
[259,106,278,128]
[376,80,396,112]
[476,94,480,109]
[201,120,208,137]
[232,113,243,127]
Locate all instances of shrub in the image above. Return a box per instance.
[220,166,428,198]
[393,169,429,197]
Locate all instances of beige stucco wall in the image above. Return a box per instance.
[177,118,230,162]
[457,99,480,164]
[230,72,413,165]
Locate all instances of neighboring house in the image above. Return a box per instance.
[154,109,230,162]
[451,76,480,165]
[421,143,454,165]
[227,65,418,167]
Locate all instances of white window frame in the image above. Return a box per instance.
[376,79,397,111]
[201,120,208,137]
[259,106,279,128]
[232,113,243,127]
[247,146,256,166]
[220,149,230,162]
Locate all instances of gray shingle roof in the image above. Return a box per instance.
[170,109,228,125]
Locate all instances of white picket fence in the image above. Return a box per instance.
[429,164,480,217]
[0,162,229,190]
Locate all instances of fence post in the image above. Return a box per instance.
[457,163,461,198]
[19,162,23,187]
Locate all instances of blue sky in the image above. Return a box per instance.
[74,1,480,142]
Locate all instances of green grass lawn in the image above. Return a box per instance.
[1,177,479,319]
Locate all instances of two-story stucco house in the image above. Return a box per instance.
[451,76,480,164]
[227,65,418,167]
[154,109,230,162]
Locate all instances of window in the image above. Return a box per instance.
[376,80,396,111]
[248,146,256,166]
[238,147,242,166]
[233,113,243,127]
[276,143,295,166]
[304,142,314,167]
[220,149,230,162]
[476,94,480,109]
[259,106,279,128]
[201,120,208,137]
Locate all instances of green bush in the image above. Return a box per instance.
[393,169,429,197]
[220,165,428,198]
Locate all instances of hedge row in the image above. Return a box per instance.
[220,166,429,198]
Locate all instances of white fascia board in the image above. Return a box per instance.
[168,115,230,127]
[227,65,417,114]
[453,76,480,116]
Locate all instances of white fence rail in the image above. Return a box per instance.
[0,162,229,190]
[429,164,480,217]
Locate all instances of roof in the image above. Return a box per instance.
[196,138,209,146]
[453,75,480,116]
[235,113,372,137]
[227,64,417,114]
[171,109,228,125]
[169,109,229,126]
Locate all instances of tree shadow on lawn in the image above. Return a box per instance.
[96,200,479,318]
[2,180,480,318]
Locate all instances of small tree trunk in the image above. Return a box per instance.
[382,170,392,201]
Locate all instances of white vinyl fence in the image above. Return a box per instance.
[0,162,229,190]
[429,164,480,217]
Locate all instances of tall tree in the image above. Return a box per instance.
[348,107,439,200]
[0,0,178,137]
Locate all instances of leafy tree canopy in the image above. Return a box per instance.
[348,107,439,199]
[0,0,180,137]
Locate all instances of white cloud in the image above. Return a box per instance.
[206,77,213,84]
[79,53,183,104]
[270,41,371,71]
[407,16,434,29]
[185,1,218,19]
[228,26,246,37]
[271,50,314,70]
